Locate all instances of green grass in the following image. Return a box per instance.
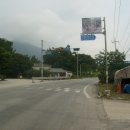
[98,83,130,100]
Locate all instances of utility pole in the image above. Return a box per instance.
[103,17,108,88]
[41,40,43,79]
[112,38,119,51]
[73,48,80,78]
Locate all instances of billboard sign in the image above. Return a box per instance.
[82,17,102,34]
[81,34,96,41]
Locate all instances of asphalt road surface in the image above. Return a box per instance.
[0,78,129,130]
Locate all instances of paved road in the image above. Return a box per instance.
[0,78,129,130]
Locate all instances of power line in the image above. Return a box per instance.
[112,39,119,51]
[120,18,130,44]
[123,30,130,51]
[113,0,117,40]
[115,0,122,40]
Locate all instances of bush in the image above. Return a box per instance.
[23,69,41,78]
[0,74,6,80]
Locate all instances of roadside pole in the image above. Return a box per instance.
[81,17,108,88]
[73,48,80,78]
[41,40,43,80]
[77,50,79,78]
[103,17,108,89]
[80,64,81,77]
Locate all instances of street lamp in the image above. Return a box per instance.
[73,48,80,78]
[41,40,43,79]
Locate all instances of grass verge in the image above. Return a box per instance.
[98,83,130,100]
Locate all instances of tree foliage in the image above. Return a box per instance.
[44,47,97,77]
[78,54,97,76]
[95,50,126,83]
[0,38,37,78]
[44,49,76,71]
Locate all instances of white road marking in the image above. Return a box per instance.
[26,87,34,89]
[75,90,81,93]
[38,87,44,89]
[45,88,52,91]
[83,85,91,99]
[55,88,61,92]
[64,88,70,92]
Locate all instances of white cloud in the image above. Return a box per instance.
[0,0,130,59]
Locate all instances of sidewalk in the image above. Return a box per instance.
[103,99,130,120]
[0,79,41,89]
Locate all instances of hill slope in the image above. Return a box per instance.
[13,42,41,60]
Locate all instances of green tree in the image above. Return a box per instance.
[31,56,40,63]
[0,38,13,52]
[44,49,76,71]
[0,38,13,76]
[0,38,34,78]
[44,47,97,77]
[8,53,33,78]
[95,50,126,83]
[78,54,97,76]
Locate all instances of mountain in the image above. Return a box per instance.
[13,42,41,60]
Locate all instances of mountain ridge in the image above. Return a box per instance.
[13,42,41,60]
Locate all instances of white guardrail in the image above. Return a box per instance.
[32,76,69,82]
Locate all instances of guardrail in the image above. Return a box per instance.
[32,76,69,82]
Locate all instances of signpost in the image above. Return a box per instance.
[81,34,96,41]
[82,17,102,34]
[81,17,108,87]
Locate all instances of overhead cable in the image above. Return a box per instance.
[120,18,130,44]
[113,0,117,40]
[115,0,122,40]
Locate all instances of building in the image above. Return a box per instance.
[33,63,51,71]
[114,66,130,93]
[49,68,72,78]
[33,64,72,78]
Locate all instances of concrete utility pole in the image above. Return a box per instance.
[103,17,108,88]
[112,39,119,51]
[41,40,43,79]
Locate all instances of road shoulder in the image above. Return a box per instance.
[0,79,39,89]
[103,99,130,120]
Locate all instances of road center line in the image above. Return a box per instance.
[64,88,70,92]
[83,85,91,99]
[75,90,81,93]
[45,88,52,91]
[55,88,61,92]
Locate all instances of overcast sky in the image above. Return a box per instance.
[0,0,130,59]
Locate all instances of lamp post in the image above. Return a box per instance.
[73,48,80,78]
[41,40,43,79]
[80,64,81,77]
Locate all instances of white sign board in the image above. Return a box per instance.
[82,17,102,34]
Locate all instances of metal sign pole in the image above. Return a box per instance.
[41,40,43,79]
[81,17,108,87]
[73,48,80,78]
[77,50,79,78]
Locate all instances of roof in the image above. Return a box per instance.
[49,68,72,73]
[33,63,51,68]
[115,66,130,80]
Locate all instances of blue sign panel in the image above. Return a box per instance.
[81,34,96,41]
